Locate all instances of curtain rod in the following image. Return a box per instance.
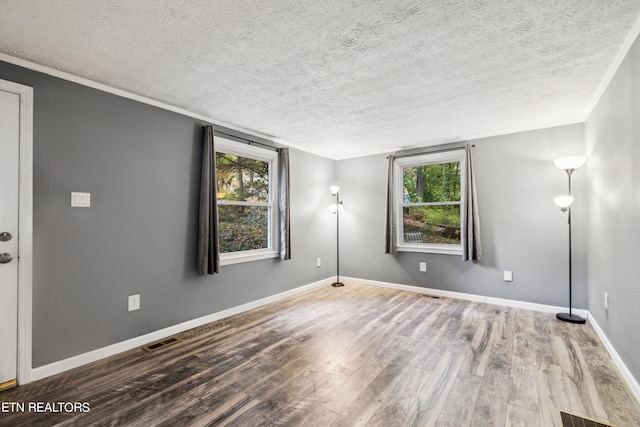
[388,144,474,159]
[203,126,279,152]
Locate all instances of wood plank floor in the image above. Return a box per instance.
[1,283,639,426]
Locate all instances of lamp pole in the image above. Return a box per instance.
[555,159,585,324]
[330,186,344,287]
[567,169,574,317]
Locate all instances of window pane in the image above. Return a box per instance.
[218,205,269,252]
[403,162,461,203]
[403,205,461,245]
[216,152,269,202]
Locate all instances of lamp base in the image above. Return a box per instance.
[331,282,344,287]
[556,312,586,324]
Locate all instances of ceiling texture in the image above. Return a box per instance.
[2,1,640,159]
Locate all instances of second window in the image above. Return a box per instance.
[394,150,465,254]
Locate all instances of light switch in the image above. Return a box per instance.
[71,192,91,207]
[504,271,513,282]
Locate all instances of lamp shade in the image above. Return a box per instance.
[554,195,574,209]
[330,185,340,195]
[553,156,586,171]
[328,203,343,213]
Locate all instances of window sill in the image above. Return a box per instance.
[220,250,280,266]
[397,245,462,256]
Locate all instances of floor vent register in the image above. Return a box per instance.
[560,411,613,427]
[142,337,181,352]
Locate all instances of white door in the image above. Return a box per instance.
[0,87,20,388]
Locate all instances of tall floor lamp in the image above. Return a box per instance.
[553,156,586,324]
[329,185,344,287]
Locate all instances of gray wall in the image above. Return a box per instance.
[0,60,335,368]
[585,34,640,382]
[336,123,588,308]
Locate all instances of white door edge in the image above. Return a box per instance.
[0,78,33,385]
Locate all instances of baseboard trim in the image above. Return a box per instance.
[342,276,589,318]
[587,314,640,404]
[30,277,331,382]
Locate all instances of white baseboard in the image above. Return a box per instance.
[342,276,589,318]
[30,278,331,382]
[587,313,640,404]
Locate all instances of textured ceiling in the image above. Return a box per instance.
[1,1,640,159]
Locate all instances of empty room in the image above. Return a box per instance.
[1,1,640,426]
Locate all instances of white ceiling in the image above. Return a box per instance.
[2,1,640,159]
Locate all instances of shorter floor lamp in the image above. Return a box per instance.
[553,156,586,324]
[329,185,344,287]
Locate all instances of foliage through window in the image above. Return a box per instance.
[215,139,278,258]
[394,150,464,254]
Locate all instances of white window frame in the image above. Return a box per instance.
[215,137,279,265]
[393,150,465,255]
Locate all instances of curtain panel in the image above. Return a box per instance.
[384,154,397,254]
[278,147,291,260]
[197,125,220,274]
[463,143,482,261]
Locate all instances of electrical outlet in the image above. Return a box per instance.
[128,294,140,312]
[504,271,513,282]
[316,258,321,268]
[71,192,91,207]
[604,292,609,310]
[419,262,427,272]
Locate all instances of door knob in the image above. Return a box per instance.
[0,253,12,264]
[0,232,11,242]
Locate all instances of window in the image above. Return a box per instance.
[215,138,278,264]
[394,150,465,255]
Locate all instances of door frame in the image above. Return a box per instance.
[0,79,33,385]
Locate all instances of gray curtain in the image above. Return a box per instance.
[197,125,220,274]
[385,154,397,254]
[278,148,291,260]
[463,143,482,261]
